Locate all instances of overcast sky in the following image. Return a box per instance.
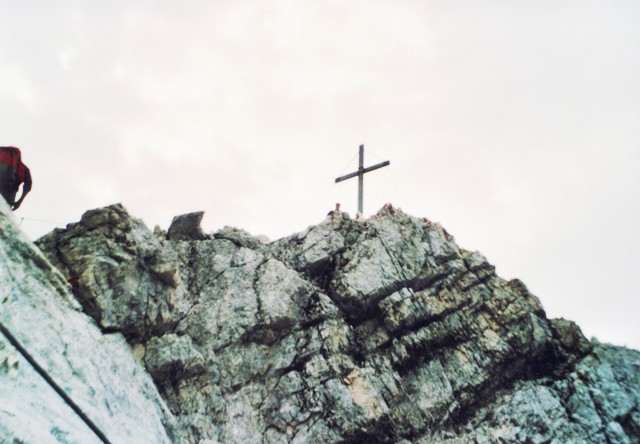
[2,1,639,349]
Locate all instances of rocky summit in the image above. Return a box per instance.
[1,202,639,443]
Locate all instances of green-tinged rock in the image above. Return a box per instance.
[15,202,638,443]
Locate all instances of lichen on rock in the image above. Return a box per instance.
[1,200,635,443]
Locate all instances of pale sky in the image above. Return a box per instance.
[2,1,639,349]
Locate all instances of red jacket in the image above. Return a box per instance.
[0,146,32,192]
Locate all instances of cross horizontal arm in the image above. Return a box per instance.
[334,161,391,183]
[335,171,359,183]
[362,160,390,175]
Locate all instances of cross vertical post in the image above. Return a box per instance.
[335,144,390,215]
[358,145,364,214]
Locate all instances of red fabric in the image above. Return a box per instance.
[16,163,26,183]
[0,146,21,167]
[0,146,26,184]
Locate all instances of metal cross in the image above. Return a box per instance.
[335,144,390,215]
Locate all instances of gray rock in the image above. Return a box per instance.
[167,211,207,240]
[606,421,631,444]
[18,201,640,443]
[36,203,192,340]
[0,200,177,443]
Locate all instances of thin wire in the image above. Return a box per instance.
[336,151,359,176]
[18,216,64,226]
[317,147,376,215]
[383,166,404,203]
[0,322,113,444]
[363,147,403,206]
[322,150,360,202]
[364,148,388,163]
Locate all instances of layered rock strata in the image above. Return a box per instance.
[31,203,640,443]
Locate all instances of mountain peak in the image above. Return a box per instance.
[2,202,639,443]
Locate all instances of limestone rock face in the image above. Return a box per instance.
[35,204,191,340]
[0,201,177,443]
[8,201,640,443]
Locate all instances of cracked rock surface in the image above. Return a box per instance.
[0,201,177,443]
[27,203,640,443]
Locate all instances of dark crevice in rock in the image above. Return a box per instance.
[304,256,340,294]
[25,203,640,444]
[338,415,398,444]
[618,408,640,441]
[446,351,556,433]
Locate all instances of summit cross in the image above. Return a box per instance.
[335,144,390,215]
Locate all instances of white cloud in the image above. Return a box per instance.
[1,1,639,349]
[0,67,44,111]
[57,48,78,71]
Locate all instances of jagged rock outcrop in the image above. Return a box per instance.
[0,201,178,443]
[28,203,640,443]
[168,212,207,241]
